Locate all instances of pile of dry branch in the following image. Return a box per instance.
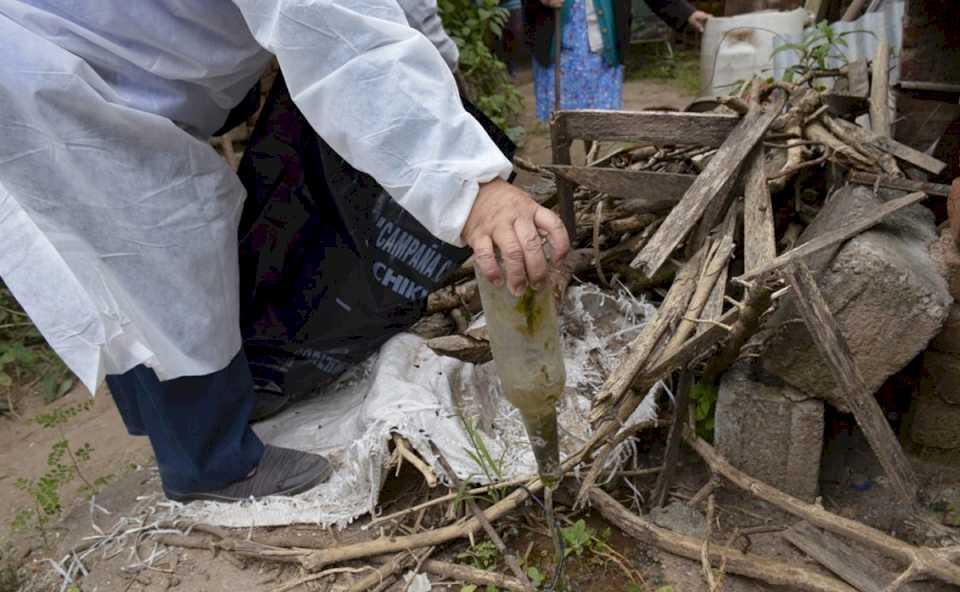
[154,56,960,592]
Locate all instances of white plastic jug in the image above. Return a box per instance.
[700,8,808,97]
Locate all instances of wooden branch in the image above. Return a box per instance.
[743,147,777,274]
[631,91,786,276]
[589,488,859,592]
[543,165,695,212]
[365,476,534,530]
[153,533,305,563]
[842,0,868,21]
[343,552,418,592]
[784,262,918,503]
[701,284,774,384]
[421,560,526,592]
[555,110,740,147]
[848,172,952,197]
[869,41,891,138]
[429,443,534,591]
[656,208,738,365]
[804,122,878,171]
[300,482,537,571]
[425,335,491,365]
[737,191,927,282]
[393,434,439,487]
[820,116,901,176]
[701,495,718,591]
[590,246,705,418]
[652,371,693,508]
[686,435,960,587]
[784,522,907,592]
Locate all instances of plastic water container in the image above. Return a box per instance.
[700,8,808,97]
[476,264,565,486]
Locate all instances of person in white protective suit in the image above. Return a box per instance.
[0,1,569,502]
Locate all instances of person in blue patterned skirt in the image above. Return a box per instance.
[525,0,712,121]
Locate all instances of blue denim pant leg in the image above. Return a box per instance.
[105,351,265,494]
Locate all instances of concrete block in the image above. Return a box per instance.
[909,351,960,450]
[930,304,960,354]
[715,363,824,501]
[931,228,960,302]
[752,185,952,411]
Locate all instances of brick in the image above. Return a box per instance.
[753,186,952,411]
[715,363,824,501]
[909,351,960,450]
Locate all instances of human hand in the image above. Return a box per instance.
[687,10,711,33]
[462,178,570,296]
[540,0,563,8]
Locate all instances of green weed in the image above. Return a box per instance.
[772,21,877,84]
[439,0,523,136]
[11,400,105,548]
[0,284,74,405]
[690,381,718,441]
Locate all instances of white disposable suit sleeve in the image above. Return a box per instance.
[231,0,513,246]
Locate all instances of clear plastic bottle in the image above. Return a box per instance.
[475,264,566,486]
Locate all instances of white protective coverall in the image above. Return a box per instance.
[0,1,512,392]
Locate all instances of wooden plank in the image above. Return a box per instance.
[743,146,777,274]
[543,165,695,212]
[651,371,693,507]
[898,80,960,94]
[827,116,947,175]
[556,110,740,147]
[846,59,870,97]
[550,114,576,240]
[630,91,786,277]
[848,171,951,197]
[871,135,947,176]
[737,191,927,282]
[784,522,900,592]
[869,40,891,138]
[783,262,918,503]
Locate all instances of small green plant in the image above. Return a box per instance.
[438,0,523,138]
[0,283,74,404]
[457,540,499,571]
[526,566,546,588]
[455,417,509,510]
[691,381,718,441]
[772,22,876,84]
[560,518,597,558]
[12,400,104,547]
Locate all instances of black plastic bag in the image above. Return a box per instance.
[236,75,515,400]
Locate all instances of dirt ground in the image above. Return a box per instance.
[6,71,960,592]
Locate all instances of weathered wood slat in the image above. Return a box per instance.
[550,115,576,240]
[869,41,891,138]
[743,146,777,273]
[555,110,740,147]
[848,171,951,197]
[783,262,918,503]
[737,191,926,282]
[630,92,786,276]
[784,522,904,592]
[846,59,870,98]
[871,135,946,175]
[543,165,695,212]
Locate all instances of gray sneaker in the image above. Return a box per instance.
[165,445,332,503]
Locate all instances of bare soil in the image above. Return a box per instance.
[7,73,959,592]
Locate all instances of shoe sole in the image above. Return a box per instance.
[165,461,333,503]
